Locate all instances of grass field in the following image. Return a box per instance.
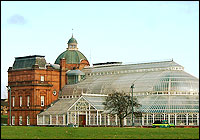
[1,126,199,139]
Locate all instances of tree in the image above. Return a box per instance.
[103,91,141,127]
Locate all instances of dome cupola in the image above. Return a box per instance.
[54,35,90,67]
[68,35,78,44]
[67,34,78,50]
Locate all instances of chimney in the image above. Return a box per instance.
[60,58,66,90]
[60,58,66,70]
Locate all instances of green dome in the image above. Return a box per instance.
[55,50,88,64]
[68,37,78,44]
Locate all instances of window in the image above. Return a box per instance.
[20,96,22,107]
[41,76,44,82]
[19,116,22,125]
[27,116,30,125]
[53,91,56,96]
[12,96,15,107]
[27,96,30,107]
[41,96,44,106]
[12,116,15,125]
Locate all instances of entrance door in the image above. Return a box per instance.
[79,115,86,126]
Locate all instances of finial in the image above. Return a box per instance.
[72,28,73,38]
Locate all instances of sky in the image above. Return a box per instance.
[1,1,199,99]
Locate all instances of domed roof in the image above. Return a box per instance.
[55,50,88,64]
[67,36,78,44]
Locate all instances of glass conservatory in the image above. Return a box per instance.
[38,60,199,126]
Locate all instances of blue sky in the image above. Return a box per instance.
[1,1,199,98]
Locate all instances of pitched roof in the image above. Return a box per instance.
[39,98,79,115]
[38,95,106,115]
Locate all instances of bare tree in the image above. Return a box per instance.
[103,91,141,127]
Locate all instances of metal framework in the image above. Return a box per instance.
[37,95,199,126]
[37,61,199,126]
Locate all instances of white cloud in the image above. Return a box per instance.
[7,14,27,25]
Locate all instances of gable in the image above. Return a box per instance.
[68,96,96,111]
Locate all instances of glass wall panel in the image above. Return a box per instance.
[94,114,97,125]
[76,112,78,125]
[165,114,168,122]
[155,114,162,121]
[86,112,89,125]
[176,114,186,125]
[45,115,50,125]
[126,115,131,126]
[193,114,198,125]
[110,115,115,126]
[188,114,198,126]
[38,115,43,125]
[134,116,142,126]
[105,115,109,126]
[98,114,100,125]
[148,114,154,125]
[58,115,63,125]
[144,114,147,125]
[90,114,94,125]
[69,112,75,124]
[101,114,105,125]
[52,115,56,125]
[188,114,193,125]
[117,117,120,126]
[170,114,175,124]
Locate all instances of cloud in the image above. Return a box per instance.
[7,14,27,25]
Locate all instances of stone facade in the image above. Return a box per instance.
[8,64,60,125]
[7,36,90,125]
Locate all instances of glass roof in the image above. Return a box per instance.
[39,98,79,115]
[39,94,198,115]
[39,96,106,115]
[67,70,85,76]
[39,61,199,116]
[61,61,198,96]
[83,60,183,73]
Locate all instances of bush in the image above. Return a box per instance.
[1,115,8,124]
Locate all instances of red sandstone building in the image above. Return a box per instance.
[7,36,89,125]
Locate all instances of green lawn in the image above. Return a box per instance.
[1,126,199,139]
